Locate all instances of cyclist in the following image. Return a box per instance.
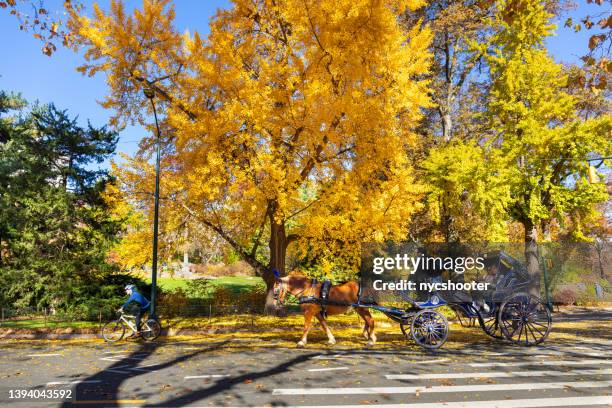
[118,284,150,337]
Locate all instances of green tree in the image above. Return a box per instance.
[0,93,121,309]
[483,0,611,290]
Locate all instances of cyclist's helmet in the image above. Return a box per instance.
[124,284,135,291]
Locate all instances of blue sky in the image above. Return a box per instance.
[0,0,605,165]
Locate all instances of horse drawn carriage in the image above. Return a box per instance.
[286,250,552,350]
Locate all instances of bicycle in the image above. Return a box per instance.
[102,311,161,342]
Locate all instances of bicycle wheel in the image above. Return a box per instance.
[141,319,161,341]
[102,320,126,342]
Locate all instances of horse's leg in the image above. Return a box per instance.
[298,309,315,347]
[315,313,336,346]
[362,322,370,340]
[356,307,376,346]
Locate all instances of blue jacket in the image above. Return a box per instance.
[122,290,150,310]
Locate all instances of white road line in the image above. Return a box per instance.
[411,358,449,364]
[272,380,612,395]
[386,368,612,380]
[128,367,157,372]
[103,364,132,374]
[470,359,612,367]
[128,363,163,372]
[307,367,349,372]
[197,396,612,408]
[312,354,345,359]
[104,369,131,374]
[100,356,146,362]
[576,352,611,358]
[46,380,102,386]
[184,375,230,379]
[312,354,361,360]
[100,357,124,362]
[27,353,62,357]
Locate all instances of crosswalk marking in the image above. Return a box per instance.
[46,380,102,386]
[386,367,612,380]
[27,353,62,357]
[272,380,612,395]
[470,359,612,367]
[410,358,449,364]
[307,367,349,372]
[205,396,612,408]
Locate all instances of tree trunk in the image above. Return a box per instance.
[595,241,605,279]
[442,112,452,142]
[440,193,456,243]
[540,219,551,242]
[263,217,288,314]
[524,219,541,296]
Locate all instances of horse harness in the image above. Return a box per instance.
[299,279,353,318]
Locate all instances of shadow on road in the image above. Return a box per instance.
[62,339,229,408]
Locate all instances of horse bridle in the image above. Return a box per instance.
[273,279,285,305]
[274,278,315,306]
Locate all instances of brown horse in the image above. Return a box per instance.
[273,273,376,347]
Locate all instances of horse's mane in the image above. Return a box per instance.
[287,270,307,277]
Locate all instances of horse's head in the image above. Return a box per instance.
[273,270,310,306]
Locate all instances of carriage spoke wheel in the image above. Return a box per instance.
[400,321,411,340]
[498,292,551,346]
[452,306,476,328]
[102,320,125,342]
[410,309,448,349]
[141,319,162,341]
[477,309,504,340]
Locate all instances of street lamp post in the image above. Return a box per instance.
[144,87,161,320]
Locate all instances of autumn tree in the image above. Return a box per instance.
[402,0,497,243]
[67,0,433,304]
[483,0,610,290]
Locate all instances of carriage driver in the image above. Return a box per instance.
[118,284,150,337]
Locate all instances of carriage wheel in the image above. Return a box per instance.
[410,309,448,349]
[477,309,504,340]
[400,322,411,340]
[498,292,551,346]
[453,306,477,328]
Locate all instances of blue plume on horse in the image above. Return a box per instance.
[273,269,281,279]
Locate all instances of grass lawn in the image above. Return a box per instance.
[0,319,99,330]
[146,276,265,296]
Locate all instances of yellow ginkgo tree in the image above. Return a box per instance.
[67,0,433,300]
[476,0,609,290]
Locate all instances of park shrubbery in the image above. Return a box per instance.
[553,288,578,306]
[191,261,255,278]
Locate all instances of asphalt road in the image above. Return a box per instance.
[1,321,611,407]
